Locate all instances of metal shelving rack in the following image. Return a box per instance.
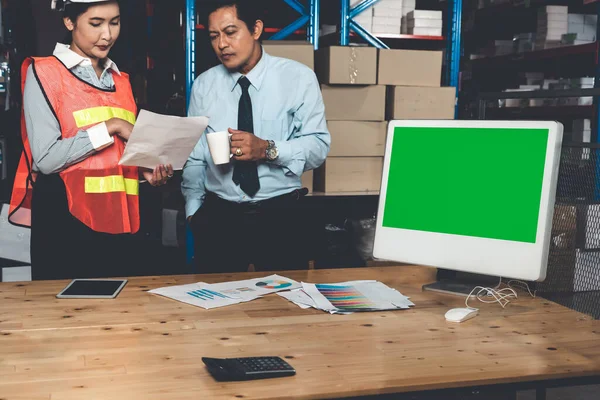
[465,0,600,139]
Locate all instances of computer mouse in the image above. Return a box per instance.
[444,307,479,323]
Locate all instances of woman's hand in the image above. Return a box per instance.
[141,164,174,186]
[106,118,134,141]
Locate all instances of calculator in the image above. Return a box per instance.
[202,356,296,381]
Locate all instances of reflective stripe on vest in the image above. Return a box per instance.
[73,106,136,128]
[85,176,139,195]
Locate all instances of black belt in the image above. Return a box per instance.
[204,188,308,212]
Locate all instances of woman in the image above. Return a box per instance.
[9,0,173,280]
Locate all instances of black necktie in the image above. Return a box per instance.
[232,76,260,197]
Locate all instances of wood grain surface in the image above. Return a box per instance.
[1,266,599,400]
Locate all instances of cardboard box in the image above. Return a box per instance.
[538,20,568,31]
[378,49,442,86]
[372,22,402,35]
[327,121,387,157]
[407,10,442,20]
[539,6,568,15]
[301,169,314,193]
[374,7,403,18]
[322,85,386,121]
[373,0,403,17]
[316,46,377,85]
[409,27,443,36]
[538,13,568,22]
[386,86,455,119]
[262,40,314,70]
[314,157,383,192]
[407,18,443,28]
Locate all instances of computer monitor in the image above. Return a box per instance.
[373,120,563,291]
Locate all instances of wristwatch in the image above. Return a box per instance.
[265,140,279,161]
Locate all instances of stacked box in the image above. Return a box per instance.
[262,40,315,70]
[372,0,403,34]
[377,49,455,120]
[537,6,568,43]
[316,46,378,85]
[401,0,416,33]
[565,13,597,44]
[316,46,386,193]
[262,41,316,191]
[572,119,591,143]
[406,10,443,36]
[571,119,592,160]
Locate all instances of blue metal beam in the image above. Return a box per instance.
[341,0,384,47]
[349,20,389,49]
[310,0,320,49]
[270,15,310,40]
[185,0,196,109]
[340,0,350,45]
[445,0,462,118]
[283,0,307,16]
[185,0,196,265]
[268,0,318,48]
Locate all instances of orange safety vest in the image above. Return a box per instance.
[8,56,140,234]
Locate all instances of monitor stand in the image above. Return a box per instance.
[422,269,500,297]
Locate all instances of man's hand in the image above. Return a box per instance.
[106,118,134,141]
[141,164,174,186]
[229,128,268,161]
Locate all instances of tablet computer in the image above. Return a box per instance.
[56,279,128,299]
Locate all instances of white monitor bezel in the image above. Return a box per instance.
[373,120,563,281]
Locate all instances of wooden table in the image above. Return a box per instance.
[1,266,599,400]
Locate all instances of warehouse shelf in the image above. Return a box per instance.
[469,43,597,66]
[483,105,594,120]
[471,0,596,17]
[476,88,600,120]
[464,0,600,143]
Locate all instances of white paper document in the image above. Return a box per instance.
[203,274,301,301]
[148,282,248,309]
[119,109,208,170]
[277,289,317,309]
[149,275,300,310]
[296,281,415,314]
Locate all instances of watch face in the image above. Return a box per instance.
[267,147,278,160]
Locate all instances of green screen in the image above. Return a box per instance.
[382,126,549,243]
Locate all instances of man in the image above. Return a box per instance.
[182,0,330,273]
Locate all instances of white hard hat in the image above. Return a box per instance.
[51,0,110,11]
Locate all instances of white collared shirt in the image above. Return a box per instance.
[53,43,120,75]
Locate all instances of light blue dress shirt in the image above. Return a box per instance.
[182,49,330,218]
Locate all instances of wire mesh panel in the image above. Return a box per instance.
[537,143,600,318]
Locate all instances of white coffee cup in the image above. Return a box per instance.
[206,131,232,165]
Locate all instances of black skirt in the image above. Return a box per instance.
[30,173,143,280]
